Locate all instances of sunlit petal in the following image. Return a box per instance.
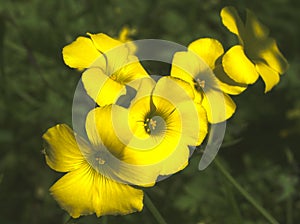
[88,33,123,53]
[214,64,248,95]
[62,36,101,69]
[42,124,88,172]
[222,45,259,84]
[188,38,224,69]
[202,90,236,123]
[220,6,245,44]
[82,67,126,106]
[50,163,143,218]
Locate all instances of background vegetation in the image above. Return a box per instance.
[0,0,299,223]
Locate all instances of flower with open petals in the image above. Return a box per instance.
[171,46,236,124]
[220,6,289,92]
[43,123,143,218]
[86,77,208,186]
[63,33,149,106]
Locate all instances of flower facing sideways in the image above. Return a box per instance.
[43,124,143,218]
[220,6,289,92]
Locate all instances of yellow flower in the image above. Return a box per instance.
[63,33,149,106]
[43,124,143,218]
[171,43,237,124]
[118,26,137,42]
[220,6,289,92]
[86,77,208,186]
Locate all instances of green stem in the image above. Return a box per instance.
[214,158,279,224]
[144,193,167,224]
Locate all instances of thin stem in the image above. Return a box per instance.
[144,193,167,224]
[214,158,280,224]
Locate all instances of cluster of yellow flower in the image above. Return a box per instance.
[42,7,288,218]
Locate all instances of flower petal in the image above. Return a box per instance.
[82,67,126,106]
[214,64,248,95]
[88,33,123,53]
[188,38,224,69]
[220,6,245,44]
[245,9,269,41]
[171,51,208,85]
[85,106,128,158]
[222,45,259,84]
[202,90,236,123]
[255,38,289,75]
[176,101,208,146]
[255,62,280,93]
[50,163,143,218]
[42,124,88,172]
[62,36,101,69]
[153,76,198,107]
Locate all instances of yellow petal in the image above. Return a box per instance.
[50,163,143,218]
[153,76,197,107]
[245,9,269,40]
[255,38,289,75]
[220,6,245,43]
[62,36,101,69]
[88,33,122,53]
[222,45,259,84]
[202,90,236,123]
[214,64,248,95]
[42,124,88,172]
[86,106,128,158]
[86,104,162,186]
[82,67,127,106]
[171,51,208,86]
[176,101,208,146]
[255,62,280,93]
[188,38,224,69]
[116,59,150,84]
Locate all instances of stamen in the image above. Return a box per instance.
[149,118,157,130]
[95,157,105,165]
[196,78,205,89]
[110,74,117,81]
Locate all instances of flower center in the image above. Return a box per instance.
[194,78,205,91]
[144,116,165,135]
[110,74,117,81]
[95,156,106,165]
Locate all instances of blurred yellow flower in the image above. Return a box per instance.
[220,6,289,92]
[43,124,143,218]
[118,26,137,42]
[63,33,149,106]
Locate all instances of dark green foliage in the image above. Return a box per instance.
[0,0,299,223]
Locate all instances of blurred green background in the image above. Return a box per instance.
[0,0,299,223]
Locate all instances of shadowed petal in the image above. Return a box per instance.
[255,62,280,93]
